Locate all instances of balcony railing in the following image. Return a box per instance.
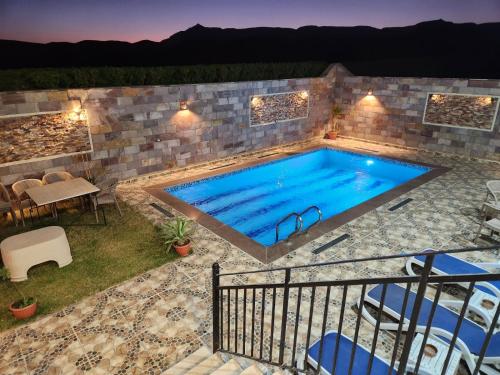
[212,246,500,375]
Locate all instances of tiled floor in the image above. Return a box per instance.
[0,138,499,374]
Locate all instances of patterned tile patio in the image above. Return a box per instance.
[0,138,498,374]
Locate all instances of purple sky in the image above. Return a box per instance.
[1,0,499,43]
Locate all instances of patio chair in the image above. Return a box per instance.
[406,249,500,298]
[42,171,84,211]
[360,283,500,375]
[485,181,500,206]
[475,203,500,244]
[42,171,74,184]
[92,178,122,223]
[307,331,396,375]
[12,179,43,226]
[0,183,18,226]
[480,181,500,219]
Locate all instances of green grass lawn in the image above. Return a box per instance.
[0,203,176,332]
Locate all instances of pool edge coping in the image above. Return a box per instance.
[143,144,450,264]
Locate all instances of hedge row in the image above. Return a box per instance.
[0,62,329,91]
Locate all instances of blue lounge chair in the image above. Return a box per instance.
[308,331,396,375]
[406,249,500,298]
[361,284,500,375]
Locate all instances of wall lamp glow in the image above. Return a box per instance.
[367,88,373,96]
[300,90,309,99]
[69,106,87,122]
[251,96,260,106]
[78,110,87,121]
[483,96,493,105]
[179,100,188,111]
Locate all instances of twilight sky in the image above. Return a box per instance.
[0,0,499,43]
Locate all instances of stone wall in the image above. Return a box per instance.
[2,64,500,186]
[331,65,500,161]
[0,77,332,185]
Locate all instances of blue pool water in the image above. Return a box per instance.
[166,149,430,246]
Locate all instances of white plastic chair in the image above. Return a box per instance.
[92,178,122,223]
[486,181,500,206]
[475,203,500,243]
[12,179,43,226]
[42,171,74,185]
[0,183,18,226]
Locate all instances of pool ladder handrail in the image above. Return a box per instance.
[299,205,323,232]
[275,212,303,243]
[275,205,322,243]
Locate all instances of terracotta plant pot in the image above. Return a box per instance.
[9,301,37,320]
[326,131,338,140]
[173,240,192,257]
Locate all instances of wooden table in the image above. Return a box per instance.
[26,178,101,223]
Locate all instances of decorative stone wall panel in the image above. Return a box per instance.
[423,93,499,130]
[0,112,91,165]
[250,91,309,126]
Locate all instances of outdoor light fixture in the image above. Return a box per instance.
[69,106,85,122]
[300,90,309,99]
[69,102,87,121]
[78,110,87,121]
[367,88,373,96]
[179,100,188,111]
[68,112,79,122]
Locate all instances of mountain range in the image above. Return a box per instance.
[1,20,499,78]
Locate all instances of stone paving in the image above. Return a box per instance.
[0,138,499,374]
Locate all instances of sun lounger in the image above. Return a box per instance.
[406,249,500,298]
[360,284,500,375]
[307,331,396,375]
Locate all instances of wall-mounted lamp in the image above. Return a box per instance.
[68,102,87,122]
[69,107,86,122]
[179,100,188,111]
[300,90,309,99]
[68,112,79,122]
[78,110,87,121]
[367,88,373,96]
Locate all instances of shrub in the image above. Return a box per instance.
[0,62,329,91]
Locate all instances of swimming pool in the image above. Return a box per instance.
[165,148,431,247]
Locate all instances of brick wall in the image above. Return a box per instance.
[331,65,500,161]
[0,77,332,184]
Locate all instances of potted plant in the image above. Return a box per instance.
[326,105,343,140]
[160,217,195,257]
[0,268,37,320]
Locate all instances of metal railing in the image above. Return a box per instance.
[212,246,500,375]
[275,212,303,243]
[299,205,322,232]
[274,205,322,243]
